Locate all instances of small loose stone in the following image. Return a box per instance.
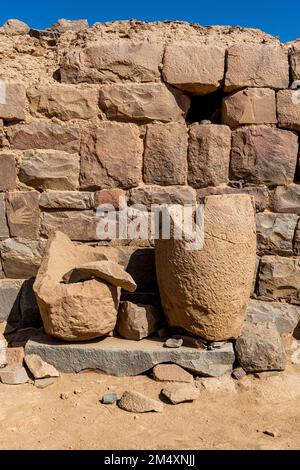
[101,393,118,404]
[164,338,183,348]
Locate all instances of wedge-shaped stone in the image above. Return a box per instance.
[60,40,164,83]
[225,44,289,91]
[256,212,298,256]
[271,185,300,214]
[246,299,300,335]
[39,191,94,210]
[163,43,225,94]
[41,211,98,241]
[19,151,79,190]
[258,255,300,300]
[161,383,200,404]
[24,354,59,379]
[153,364,194,383]
[27,85,99,121]
[99,83,189,123]
[0,154,16,190]
[6,191,40,240]
[230,127,298,186]
[1,239,45,279]
[118,390,163,413]
[0,82,26,121]
[277,90,300,131]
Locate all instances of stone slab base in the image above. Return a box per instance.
[25,334,235,377]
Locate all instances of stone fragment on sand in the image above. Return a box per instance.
[161,383,200,404]
[153,364,193,383]
[34,378,55,389]
[101,393,118,404]
[0,364,29,384]
[24,354,60,379]
[164,338,183,348]
[118,390,163,413]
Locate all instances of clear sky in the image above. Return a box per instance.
[0,0,299,43]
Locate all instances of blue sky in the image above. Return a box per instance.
[0,0,299,42]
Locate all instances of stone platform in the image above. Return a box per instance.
[25,335,235,377]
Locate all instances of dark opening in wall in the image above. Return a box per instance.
[186,89,226,124]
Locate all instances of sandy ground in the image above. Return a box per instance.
[0,365,300,450]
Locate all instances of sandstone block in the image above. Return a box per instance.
[0,154,16,190]
[49,19,89,33]
[162,43,225,94]
[39,191,94,210]
[256,212,298,255]
[222,88,277,127]
[225,44,289,91]
[24,354,59,379]
[161,383,200,404]
[2,19,29,35]
[94,189,125,211]
[258,255,300,300]
[290,42,300,80]
[99,83,189,123]
[246,299,300,335]
[153,364,194,383]
[0,279,24,322]
[6,347,24,365]
[0,82,26,121]
[118,390,163,413]
[143,122,188,185]
[27,85,99,120]
[277,90,300,131]
[80,122,143,190]
[117,301,161,340]
[0,194,9,240]
[129,186,196,208]
[41,211,99,241]
[0,364,29,384]
[271,185,300,214]
[196,186,269,213]
[1,239,45,279]
[19,151,79,190]
[60,40,164,83]
[230,127,298,186]
[8,122,81,153]
[188,124,231,188]
[6,191,40,239]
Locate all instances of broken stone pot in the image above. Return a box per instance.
[155,194,256,341]
[33,231,136,341]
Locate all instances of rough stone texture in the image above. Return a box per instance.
[6,347,24,365]
[294,220,300,255]
[99,83,189,123]
[0,279,24,322]
[230,127,299,186]
[25,335,235,376]
[118,390,163,413]
[0,154,17,191]
[41,211,98,241]
[0,364,29,384]
[0,194,9,240]
[34,377,54,389]
[156,194,256,340]
[8,122,81,153]
[256,212,298,255]
[60,40,164,84]
[277,90,300,131]
[225,44,289,91]
[290,42,300,80]
[24,354,59,378]
[117,301,161,340]
[0,82,26,121]
[222,88,277,127]
[162,43,225,94]
[39,191,94,210]
[235,322,287,372]
[246,299,300,335]
[2,19,29,35]
[27,85,99,121]
[143,122,188,185]
[20,278,41,327]
[258,255,300,301]
[80,122,143,190]
[196,186,269,213]
[196,375,237,393]
[271,185,300,214]
[161,383,200,404]
[187,124,231,188]
[1,239,45,279]
[94,189,125,211]
[49,19,88,33]
[129,186,196,208]
[6,191,40,240]
[153,364,194,383]
[19,151,80,191]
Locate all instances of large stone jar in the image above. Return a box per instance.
[155,194,256,340]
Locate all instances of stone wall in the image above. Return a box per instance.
[0,18,300,326]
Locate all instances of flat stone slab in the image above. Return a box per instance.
[25,335,235,377]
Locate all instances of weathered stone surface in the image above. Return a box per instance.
[153,364,193,383]
[6,191,40,240]
[225,45,289,91]
[143,122,188,185]
[60,40,164,84]
[0,194,9,240]
[0,279,24,322]
[231,367,246,380]
[0,82,26,121]
[24,354,59,379]
[256,212,298,255]
[6,347,24,365]
[163,43,225,94]
[8,122,81,153]
[246,299,300,335]
[25,335,235,376]
[161,383,200,404]
[2,19,29,35]
[1,239,45,279]
[196,186,269,213]
[271,185,300,214]
[188,124,231,188]
[118,390,163,413]
[0,364,29,384]
[99,83,189,123]
[164,337,183,348]
[196,375,237,393]
[222,88,277,127]
[39,191,94,210]
[19,151,80,191]
[0,334,7,367]
[33,231,124,341]
[41,211,98,241]
[129,186,196,208]
[156,194,256,340]
[117,301,161,340]
[94,189,125,211]
[20,278,41,327]
[34,377,55,388]
[258,255,300,301]
[80,122,143,190]
[49,19,89,33]
[277,90,300,131]
[290,42,300,80]
[235,322,287,372]
[230,127,298,186]
[294,220,300,255]
[0,154,16,190]
[27,85,99,121]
